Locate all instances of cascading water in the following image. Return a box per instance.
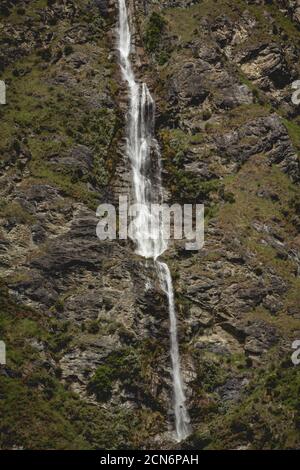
[157,261,192,441]
[118,0,165,260]
[117,0,191,441]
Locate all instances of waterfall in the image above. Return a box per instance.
[117,0,191,442]
[157,261,192,441]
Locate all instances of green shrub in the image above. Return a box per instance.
[87,365,114,401]
[64,45,74,56]
[87,348,141,402]
[202,109,212,121]
[144,12,166,53]
[37,48,52,62]
[157,51,169,65]
[0,201,35,225]
[87,320,100,334]
[171,170,220,203]
[222,191,236,204]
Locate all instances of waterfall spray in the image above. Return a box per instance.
[117,0,191,441]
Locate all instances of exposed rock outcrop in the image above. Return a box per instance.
[0,0,299,451]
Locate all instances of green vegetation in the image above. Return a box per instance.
[159,129,220,203]
[208,357,300,450]
[1,0,300,451]
[86,320,100,334]
[0,201,35,225]
[0,282,164,449]
[88,348,143,402]
[144,12,166,53]
[185,346,300,450]
[282,118,300,152]
[0,0,120,210]
[88,364,115,401]
[217,156,299,282]
[171,170,220,203]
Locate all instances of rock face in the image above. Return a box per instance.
[0,0,300,451]
[240,43,291,89]
[215,114,299,180]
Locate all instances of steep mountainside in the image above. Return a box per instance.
[0,0,300,449]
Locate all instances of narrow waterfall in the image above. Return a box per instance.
[117,0,191,441]
[157,261,192,441]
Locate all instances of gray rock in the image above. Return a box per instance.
[216,377,249,403]
[215,114,299,181]
[239,43,291,89]
[168,61,210,107]
[216,84,253,109]
[48,145,94,179]
[190,306,214,327]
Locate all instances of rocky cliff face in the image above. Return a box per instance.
[0,0,300,450]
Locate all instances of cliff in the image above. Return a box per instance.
[0,0,299,449]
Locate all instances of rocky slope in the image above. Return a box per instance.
[0,0,300,449]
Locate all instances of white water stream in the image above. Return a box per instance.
[117,0,191,441]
